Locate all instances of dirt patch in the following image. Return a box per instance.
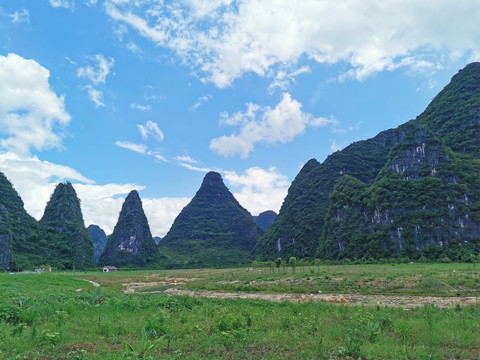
[122,277,198,294]
[161,288,480,309]
[81,279,100,288]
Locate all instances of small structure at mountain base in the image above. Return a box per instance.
[102,265,118,272]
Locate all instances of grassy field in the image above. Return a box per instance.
[1,263,479,359]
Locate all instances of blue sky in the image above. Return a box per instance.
[1,0,479,236]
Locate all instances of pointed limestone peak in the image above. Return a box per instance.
[40,181,93,269]
[0,171,28,215]
[98,190,159,267]
[418,62,480,155]
[194,171,239,205]
[41,182,85,226]
[158,171,263,266]
[118,190,144,217]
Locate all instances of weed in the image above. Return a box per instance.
[124,326,165,359]
[39,329,61,345]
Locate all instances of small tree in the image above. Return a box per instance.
[268,261,275,274]
[275,258,282,273]
[289,257,297,274]
[298,259,308,273]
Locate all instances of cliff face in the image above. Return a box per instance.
[0,171,44,270]
[40,182,94,269]
[87,225,108,264]
[159,172,263,267]
[256,62,480,261]
[99,190,159,267]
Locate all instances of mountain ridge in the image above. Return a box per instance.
[256,62,480,261]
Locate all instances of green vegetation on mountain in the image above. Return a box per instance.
[0,171,46,270]
[158,172,263,267]
[99,190,159,268]
[40,182,94,270]
[254,210,277,231]
[417,62,480,156]
[256,62,480,262]
[87,225,108,264]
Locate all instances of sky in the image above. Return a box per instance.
[1,0,480,237]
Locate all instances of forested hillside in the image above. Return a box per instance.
[256,62,480,262]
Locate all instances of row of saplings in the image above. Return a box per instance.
[252,253,480,274]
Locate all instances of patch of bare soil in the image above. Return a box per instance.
[122,276,198,294]
[161,288,480,309]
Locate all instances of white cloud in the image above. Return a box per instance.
[175,155,197,164]
[115,141,148,154]
[179,163,213,173]
[189,94,212,111]
[0,152,93,220]
[131,103,151,111]
[126,42,141,54]
[142,197,191,236]
[77,54,114,85]
[85,86,105,107]
[268,66,310,92]
[137,120,164,142]
[73,183,145,234]
[76,54,114,106]
[105,0,480,88]
[9,9,30,24]
[224,166,290,215]
[210,93,335,158]
[0,151,186,236]
[83,0,98,6]
[49,0,74,9]
[0,53,71,156]
[330,139,345,152]
[154,154,168,162]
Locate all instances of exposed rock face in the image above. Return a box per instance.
[87,225,108,264]
[40,182,94,269]
[0,171,43,270]
[256,62,480,261]
[254,211,277,231]
[158,171,263,267]
[99,190,159,267]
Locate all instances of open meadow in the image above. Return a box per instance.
[1,263,480,359]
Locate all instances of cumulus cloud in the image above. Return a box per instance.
[73,183,145,234]
[0,53,71,156]
[0,151,186,236]
[142,197,191,236]
[9,8,30,24]
[76,54,114,106]
[210,93,335,158]
[137,120,164,142]
[105,0,480,88]
[224,166,290,215]
[0,152,93,220]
